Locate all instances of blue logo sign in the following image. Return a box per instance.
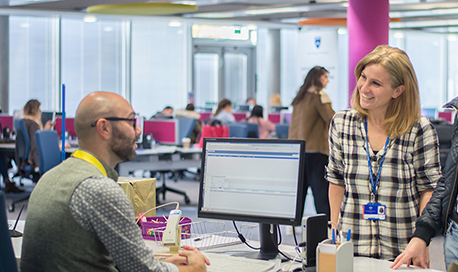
[315,36,321,48]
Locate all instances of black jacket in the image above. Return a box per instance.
[413,97,458,245]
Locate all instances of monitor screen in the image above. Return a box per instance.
[198,138,306,259]
[135,115,144,144]
[236,104,251,112]
[41,111,54,126]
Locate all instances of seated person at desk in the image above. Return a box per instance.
[175,103,202,144]
[22,99,53,172]
[21,92,209,272]
[152,106,174,119]
[247,105,275,139]
[213,99,235,125]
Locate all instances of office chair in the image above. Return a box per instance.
[35,130,61,175]
[275,124,290,139]
[241,122,259,138]
[0,191,19,272]
[155,117,196,205]
[177,117,197,145]
[9,119,39,212]
[227,123,248,137]
[12,119,38,184]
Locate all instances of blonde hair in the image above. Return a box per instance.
[269,94,282,107]
[351,45,421,138]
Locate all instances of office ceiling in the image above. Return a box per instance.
[2,0,458,30]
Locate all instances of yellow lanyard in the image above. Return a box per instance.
[72,150,107,177]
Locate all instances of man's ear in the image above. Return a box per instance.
[95,119,111,141]
[392,85,405,99]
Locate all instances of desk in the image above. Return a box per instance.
[117,146,202,177]
[144,239,444,272]
[10,219,444,272]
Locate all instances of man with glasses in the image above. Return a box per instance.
[21,92,209,272]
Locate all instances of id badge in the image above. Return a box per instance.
[363,202,386,220]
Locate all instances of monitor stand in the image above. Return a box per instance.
[233,223,288,261]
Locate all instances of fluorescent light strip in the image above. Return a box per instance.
[390,19,458,29]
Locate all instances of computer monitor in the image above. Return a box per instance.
[270,106,289,113]
[237,104,251,112]
[41,111,55,126]
[198,138,306,260]
[135,115,144,144]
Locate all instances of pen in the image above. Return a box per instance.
[332,228,336,244]
[346,229,351,241]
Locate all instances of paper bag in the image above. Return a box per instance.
[117,177,156,219]
[199,125,229,148]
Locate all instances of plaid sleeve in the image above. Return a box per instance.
[326,112,345,185]
[413,117,441,192]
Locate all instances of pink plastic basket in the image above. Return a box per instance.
[140,216,192,241]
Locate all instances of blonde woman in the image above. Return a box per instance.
[327,45,440,260]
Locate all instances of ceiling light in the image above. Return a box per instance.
[83,15,97,23]
[169,20,182,27]
[337,28,347,35]
[448,34,458,41]
[20,23,30,28]
[393,32,404,39]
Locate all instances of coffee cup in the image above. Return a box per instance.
[182,137,191,148]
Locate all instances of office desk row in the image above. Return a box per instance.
[9,219,443,272]
[117,146,202,177]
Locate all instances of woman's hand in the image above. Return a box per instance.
[44,120,53,130]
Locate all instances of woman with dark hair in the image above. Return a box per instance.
[22,99,52,171]
[289,66,335,221]
[213,99,235,125]
[247,105,275,139]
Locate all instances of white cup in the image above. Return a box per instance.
[182,137,191,148]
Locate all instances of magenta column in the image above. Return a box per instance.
[347,0,389,105]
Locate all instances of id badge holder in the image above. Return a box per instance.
[363,202,386,220]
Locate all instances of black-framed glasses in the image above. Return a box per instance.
[91,117,136,129]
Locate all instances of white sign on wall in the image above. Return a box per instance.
[296,28,339,108]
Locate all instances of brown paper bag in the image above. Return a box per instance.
[117,177,156,219]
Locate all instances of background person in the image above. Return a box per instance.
[391,98,458,270]
[289,66,335,221]
[22,99,53,172]
[21,92,209,272]
[247,105,275,139]
[213,98,235,125]
[327,45,440,260]
[152,106,174,119]
[175,103,202,144]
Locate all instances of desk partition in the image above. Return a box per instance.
[0,115,13,131]
[268,113,281,124]
[198,112,212,123]
[54,117,77,138]
[233,112,248,122]
[144,119,179,145]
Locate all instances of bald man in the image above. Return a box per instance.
[21,92,209,272]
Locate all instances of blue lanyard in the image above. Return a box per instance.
[365,118,389,197]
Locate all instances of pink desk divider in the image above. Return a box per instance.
[268,113,281,124]
[0,115,14,130]
[54,117,77,138]
[199,112,213,123]
[144,119,178,145]
[233,112,248,122]
[438,110,454,124]
[140,216,192,241]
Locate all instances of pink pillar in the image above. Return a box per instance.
[348,0,389,105]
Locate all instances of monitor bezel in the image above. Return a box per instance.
[198,137,306,226]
